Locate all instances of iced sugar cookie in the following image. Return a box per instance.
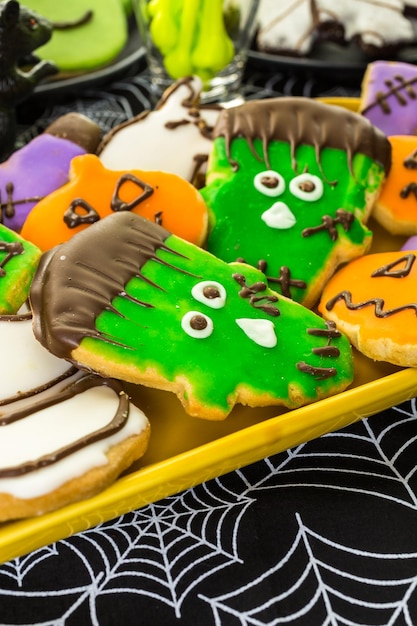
[316,0,415,55]
[30,211,354,420]
[24,0,128,74]
[98,76,222,188]
[201,97,391,308]
[359,60,417,136]
[21,154,208,251]
[0,223,41,314]
[0,112,101,232]
[374,135,417,235]
[319,250,417,367]
[0,313,150,521]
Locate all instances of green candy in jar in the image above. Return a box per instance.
[148,0,235,81]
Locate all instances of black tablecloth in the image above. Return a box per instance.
[1,60,417,626]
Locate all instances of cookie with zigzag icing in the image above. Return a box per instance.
[319,250,417,367]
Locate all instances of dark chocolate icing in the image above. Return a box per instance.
[30,213,175,359]
[212,97,392,174]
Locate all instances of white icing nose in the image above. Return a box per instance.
[261,201,296,229]
[235,318,277,348]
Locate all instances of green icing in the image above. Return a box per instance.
[201,137,383,305]
[0,225,41,314]
[80,233,353,417]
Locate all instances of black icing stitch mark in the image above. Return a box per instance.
[363,75,417,116]
[257,260,307,299]
[371,254,415,278]
[64,198,100,228]
[325,290,417,318]
[0,181,43,223]
[400,182,417,200]
[296,321,341,379]
[0,240,24,277]
[236,257,307,300]
[232,272,280,316]
[404,149,417,170]
[302,209,354,241]
[111,174,154,212]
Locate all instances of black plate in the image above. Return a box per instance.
[248,38,417,83]
[32,17,146,99]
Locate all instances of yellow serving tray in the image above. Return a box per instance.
[2,97,416,565]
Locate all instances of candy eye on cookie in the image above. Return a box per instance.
[181,311,214,339]
[191,280,227,309]
[254,170,285,197]
[289,173,324,202]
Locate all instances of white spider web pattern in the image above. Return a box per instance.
[0,478,253,623]
[200,512,417,626]
[237,398,417,510]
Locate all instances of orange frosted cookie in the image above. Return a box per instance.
[319,250,417,366]
[374,135,417,235]
[21,154,208,251]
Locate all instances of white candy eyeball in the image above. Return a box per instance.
[289,173,323,201]
[191,281,226,309]
[254,170,285,197]
[181,311,213,338]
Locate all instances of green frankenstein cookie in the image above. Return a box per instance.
[0,224,41,314]
[201,97,392,308]
[30,212,354,420]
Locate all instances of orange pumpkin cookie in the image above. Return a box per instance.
[374,135,417,235]
[318,250,417,366]
[21,154,208,251]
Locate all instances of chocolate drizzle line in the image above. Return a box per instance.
[404,149,417,170]
[63,174,155,229]
[0,365,78,408]
[64,198,100,228]
[372,254,415,278]
[361,75,417,116]
[213,97,391,175]
[0,375,130,478]
[236,258,307,300]
[0,181,43,223]
[400,182,417,200]
[296,321,342,380]
[111,174,154,212]
[232,273,280,316]
[302,209,354,241]
[325,291,417,318]
[0,240,24,277]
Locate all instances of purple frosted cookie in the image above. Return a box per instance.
[359,60,417,136]
[0,112,101,232]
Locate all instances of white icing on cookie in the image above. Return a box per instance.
[261,202,296,229]
[0,315,149,500]
[256,0,317,55]
[256,0,416,54]
[0,315,70,400]
[317,0,415,49]
[98,76,222,184]
[0,372,149,499]
[235,318,277,348]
